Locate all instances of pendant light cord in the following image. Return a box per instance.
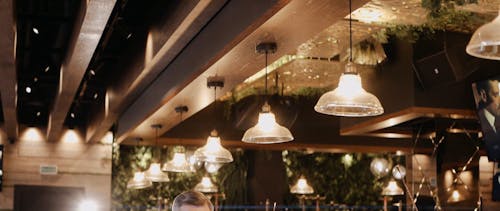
[349,0,353,62]
[213,86,217,130]
[265,50,268,96]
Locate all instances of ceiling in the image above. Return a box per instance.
[1,0,499,152]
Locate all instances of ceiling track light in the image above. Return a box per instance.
[241,42,294,144]
[314,0,384,117]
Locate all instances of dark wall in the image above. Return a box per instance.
[14,185,84,211]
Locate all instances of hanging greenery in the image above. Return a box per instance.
[282,151,386,209]
[111,145,247,210]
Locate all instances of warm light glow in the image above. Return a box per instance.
[32,27,39,34]
[194,131,233,163]
[162,152,193,173]
[466,10,500,60]
[194,176,218,193]
[25,86,31,93]
[370,157,390,177]
[100,131,114,144]
[145,163,170,182]
[447,188,466,203]
[127,171,153,189]
[78,199,98,211]
[21,127,44,142]
[392,165,406,180]
[381,179,404,196]
[342,154,354,167]
[62,129,81,143]
[204,162,223,173]
[242,103,294,144]
[290,176,314,194]
[315,63,383,117]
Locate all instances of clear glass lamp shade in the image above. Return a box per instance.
[127,171,153,189]
[242,104,294,144]
[315,63,383,117]
[194,176,218,193]
[162,152,194,173]
[145,163,170,182]
[447,189,466,203]
[194,131,233,163]
[381,179,404,196]
[290,176,314,194]
[205,162,223,174]
[466,11,500,60]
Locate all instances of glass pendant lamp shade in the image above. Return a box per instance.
[127,171,153,189]
[162,152,194,173]
[145,163,170,182]
[447,188,466,203]
[194,176,218,193]
[194,130,233,163]
[205,162,223,174]
[466,10,500,60]
[381,179,404,196]
[242,103,294,144]
[315,62,383,117]
[290,176,314,194]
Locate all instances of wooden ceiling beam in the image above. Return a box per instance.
[340,107,477,136]
[116,0,370,143]
[120,137,424,154]
[0,0,18,142]
[46,0,116,141]
[84,0,226,143]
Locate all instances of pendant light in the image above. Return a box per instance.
[163,106,195,173]
[144,125,170,182]
[466,10,500,60]
[381,179,404,196]
[194,78,233,163]
[314,0,383,117]
[242,42,294,144]
[127,138,153,189]
[290,175,314,195]
[194,176,218,193]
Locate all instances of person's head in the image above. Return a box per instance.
[172,191,214,211]
[477,79,500,115]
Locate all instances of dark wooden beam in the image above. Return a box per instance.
[120,137,424,154]
[46,0,116,141]
[0,0,18,142]
[116,0,370,142]
[340,107,477,136]
[85,0,226,143]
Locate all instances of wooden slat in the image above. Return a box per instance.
[0,0,18,141]
[47,0,116,142]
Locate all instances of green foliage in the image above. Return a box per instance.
[282,151,385,207]
[111,145,247,210]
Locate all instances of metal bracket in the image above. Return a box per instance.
[175,105,188,113]
[207,76,224,88]
[256,42,277,54]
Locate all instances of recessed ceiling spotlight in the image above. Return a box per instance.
[44,66,50,72]
[25,86,32,93]
[93,93,98,99]
[89,69,95,76]
[33,27,39,34]
[36,111,41,117]
[34,77,38,82]
[126,33,132,39]
[70,113,75,118]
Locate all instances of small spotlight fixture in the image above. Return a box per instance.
[126,33,132,39]
[44,66,50,72]
[32,27,39,34]
[89,70,96,76]
[36,111,41,117]
[34,77,38,82]
[25,86,32,93]
[93,93,98,99]
[70,113,75,118]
